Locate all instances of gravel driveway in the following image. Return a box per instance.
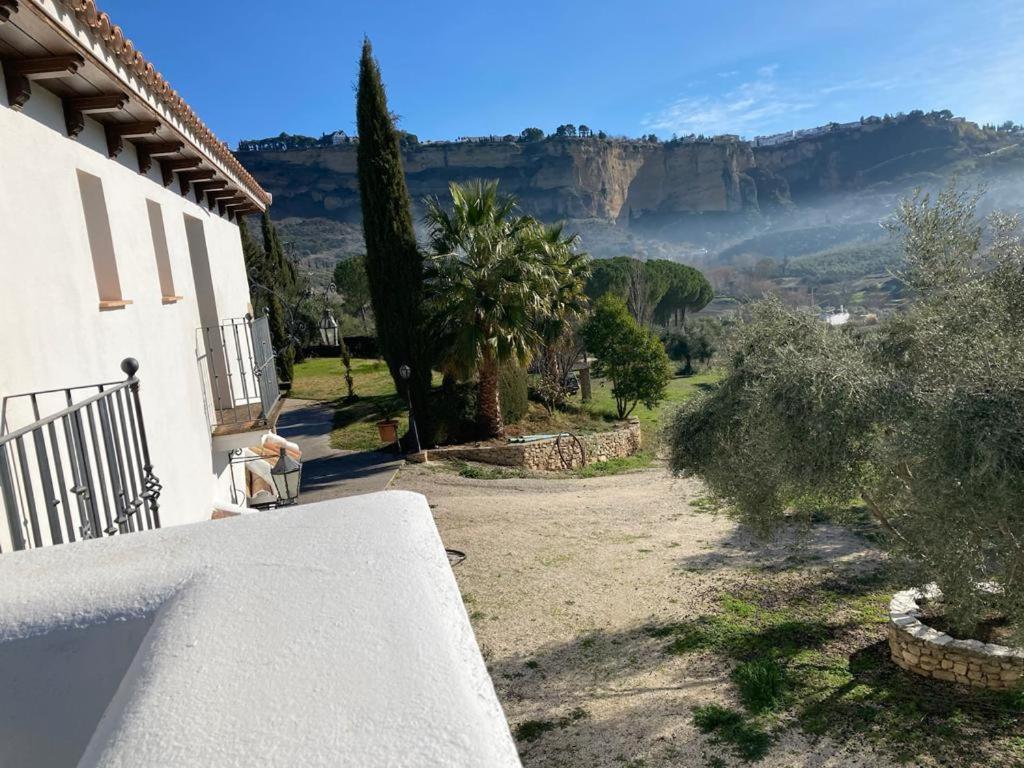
[392,464,894,768]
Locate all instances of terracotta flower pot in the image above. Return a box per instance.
[376,419,399,445]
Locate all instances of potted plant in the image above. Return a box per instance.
[375,401,400,446]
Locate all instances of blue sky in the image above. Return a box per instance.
[99,0,1024,147]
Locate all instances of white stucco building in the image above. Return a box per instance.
[0,0,281,550]
[0,5,520,765]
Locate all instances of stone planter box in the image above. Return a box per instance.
[428,419,642,471]
[888,585,1024,690]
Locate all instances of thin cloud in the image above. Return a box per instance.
[643,66,815,137]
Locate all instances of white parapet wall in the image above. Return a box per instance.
[0,491,522,767]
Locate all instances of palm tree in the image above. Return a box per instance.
[424,181,554,438]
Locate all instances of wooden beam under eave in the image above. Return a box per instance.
[4,54,84,111]
[0,0,18,24]
[105,121,160,158]
[218,196,246,216]
[205,188,237,208]
[191,180,228,198]
[63,93,128,139]
[135,141,183,175]
[177,169,215,197]
[158,157,204,188]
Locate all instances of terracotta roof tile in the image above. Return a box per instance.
[62,0,270,206]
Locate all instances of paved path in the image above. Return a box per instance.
[275,399,403,503]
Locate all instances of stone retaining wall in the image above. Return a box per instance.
[429,420,642,471]
[888,586,1024,690]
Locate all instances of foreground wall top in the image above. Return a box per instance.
[0,491,521,767]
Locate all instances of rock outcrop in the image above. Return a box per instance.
[240,137,759,225]
[237,115,1013,253]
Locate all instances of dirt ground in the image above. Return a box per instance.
[392,463,898,768]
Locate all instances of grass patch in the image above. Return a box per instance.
[454,461,529,480]
[290,357,720,455]
[513,719,560,743]
[585,370,721,448]
[731,659,786,714]
[652,576,1024,766]
[442,452,654,481]
[692,705,771,762]
[574,452,654,478]
[290,358,441,451]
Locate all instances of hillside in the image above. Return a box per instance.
[238,113,1021,309]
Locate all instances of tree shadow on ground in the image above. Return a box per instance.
[485,568,1023,768]
[792,638,1024,767]
[330,392,405,429]
[673,517,882,575]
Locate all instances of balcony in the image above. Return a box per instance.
[196,315,282,448]
[0,359,161,553]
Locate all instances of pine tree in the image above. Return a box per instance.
[356,38,433,442]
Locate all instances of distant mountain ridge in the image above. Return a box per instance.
[237,112,1021,265]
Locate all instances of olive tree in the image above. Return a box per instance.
[668,185,1024,638]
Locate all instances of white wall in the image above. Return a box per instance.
[0,64,256,535]
[0,492,522,768]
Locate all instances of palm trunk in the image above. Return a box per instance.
[442,370,457,397]
[477,355,503,438]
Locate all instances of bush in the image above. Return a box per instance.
[498,362,529,424]
[430,380,478,446]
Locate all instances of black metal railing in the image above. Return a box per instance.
[196,315,280,431]
[0,358,161,553]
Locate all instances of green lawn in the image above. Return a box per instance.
[290,357,440,451]
[289,356,720,452]
[584,369,720,447]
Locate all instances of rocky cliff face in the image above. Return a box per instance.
[240,137,759,225]
[239,116,1013,260]
[751,118,992,201]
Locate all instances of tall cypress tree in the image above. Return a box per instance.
[259,210,296,384]
[356,39,433,442]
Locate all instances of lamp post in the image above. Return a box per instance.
[318,307,339,347]
[270,446,302,505]
[398,364,421,455]
[249,278,339,350]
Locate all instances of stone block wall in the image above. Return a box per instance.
[888,587,1024,690]
[429,420,642,471]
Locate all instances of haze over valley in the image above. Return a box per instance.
[239,110,1024,312]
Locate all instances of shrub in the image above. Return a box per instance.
[498,362,529,424]
[430,380,478,446]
